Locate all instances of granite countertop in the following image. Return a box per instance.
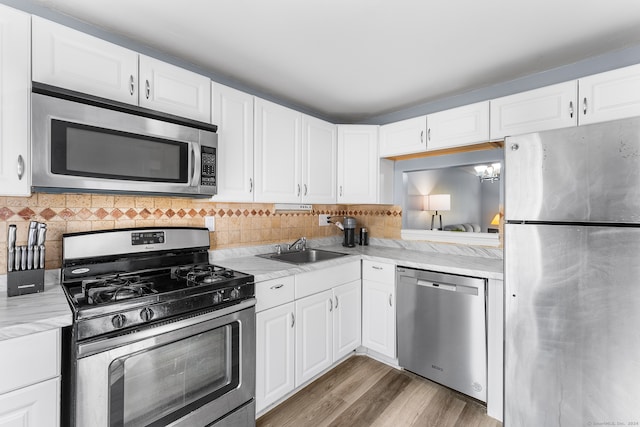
[0,238,503,342]
[210,239,503,282]
[0,270,73,341]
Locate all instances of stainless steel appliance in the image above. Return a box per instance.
[60,227,255,427]
[32,85,217,197]
[397,267,487,402]
[505,117,640,425]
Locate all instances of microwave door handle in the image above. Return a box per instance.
[190,143,201,187]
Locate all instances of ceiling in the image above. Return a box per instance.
[29,0,640,122]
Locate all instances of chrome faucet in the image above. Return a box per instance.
[287,237,307,251]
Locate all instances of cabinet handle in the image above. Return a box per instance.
[339,185,343,197]
[420,130,424,144]
[583,97,588,115]
[427,128,431,141]
[129,75,135,96]
[569,101,574,118]
[145,79,151,99]
[304,184,308,196]
[291,313,295,328]
[389,294,393,307]
[329,298,333,312]
[249,178,253,193]
[372,265,383,270]
[270,284,284,290]
[335,295,339,308]
[16,155,24,180]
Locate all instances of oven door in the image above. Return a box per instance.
[74,300,255,427]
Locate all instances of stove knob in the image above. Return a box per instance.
[230,287,240,300]
[212,291,223,304]
[140,307,154,322]
[112,313,126,329]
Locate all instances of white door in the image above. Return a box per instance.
[139,55,211,122]
[579,64,640,125]
[337,125,379,204]
[254,98,302,203]
[0,378,60,427]
[211,83,254,202]
[32,16,138,105]
[0,5,30,196]
[302,115,337,204]
[362,279,396,359]
[332,280,362,361]
[490,81,578,140]
[427,101,490,150]
[255,302,295,413]
[379,115,427,157]
[295,290,332,387]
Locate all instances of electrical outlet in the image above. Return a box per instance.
[319,214,330,227]
[205,216,215,232]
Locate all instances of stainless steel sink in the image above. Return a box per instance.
[257,249,347,265]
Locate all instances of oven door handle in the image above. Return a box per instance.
[77,298,256,358]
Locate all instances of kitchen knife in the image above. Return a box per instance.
[7,247,14,272]
[33,245,39,270]
[14,245,20,271]
[20,246,27,271]
[7,225,16,272]
[39,244,46,270]
[37,223,47,246]
[27,221,37,246]
[27,246,34,270]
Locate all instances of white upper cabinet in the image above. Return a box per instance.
[139,55,211,122]
[0,5,31,196]
[427,101,490,150]
[490,81,578,140]
[337,125,380,204]
[379,116,427,157]
[32,16,138,105]
[254,98,302,203]
[211,82,254,202]
[578,63,640,125]
[301,116,337,204]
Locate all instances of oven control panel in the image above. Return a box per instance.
[131,231,165,245]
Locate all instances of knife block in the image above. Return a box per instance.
[7,269,44,297]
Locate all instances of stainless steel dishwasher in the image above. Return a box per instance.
[396,266,487,402]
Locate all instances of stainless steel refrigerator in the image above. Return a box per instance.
[504,117,640,426]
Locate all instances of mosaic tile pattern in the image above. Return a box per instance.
[0,194,402,274]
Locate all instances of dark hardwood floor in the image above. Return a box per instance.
[257,356,502,427]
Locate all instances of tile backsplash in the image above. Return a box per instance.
[0,194,402,273]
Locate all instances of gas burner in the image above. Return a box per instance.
[174,264,235,286]
[82,275,157,305]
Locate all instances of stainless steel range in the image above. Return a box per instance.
[60,227,256,427]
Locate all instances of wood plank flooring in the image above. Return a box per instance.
[257,356,502,427]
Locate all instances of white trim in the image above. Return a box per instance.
[401,229,500,247]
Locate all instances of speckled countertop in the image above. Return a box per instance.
[0,238,503,342]
[0,270,73,341]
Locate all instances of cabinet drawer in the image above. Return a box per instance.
[255,276,295,312]
[295,261,360,299]
[0,329,60,394]
[362,260,395,283]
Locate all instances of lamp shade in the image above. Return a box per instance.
[428,194,450,211]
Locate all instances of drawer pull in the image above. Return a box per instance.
[270,284,284,290]
[329,299,333,312]
[389,294,393,307]
[372,266,384,270]
[335,295,339,308]
[291,313,295,328]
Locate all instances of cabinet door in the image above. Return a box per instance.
[490,81,578,140]
[337,125,379,204]
[428,101,489,150]
[295,290,333,387]
[379,116,427,157]
[211,83,254,202]
[32,16,138,105]
[302,115,337,204]
[254,98,302,203]
[333,280,361,361]
[0,378,60,427]
[139,55,211,122]
[579,64,640,125]
[256,302,295,413]
[0,5,30,196]
[362,279,396,359]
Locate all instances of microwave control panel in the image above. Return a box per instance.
[201,146,216,187]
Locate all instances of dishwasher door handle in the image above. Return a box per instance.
[416,279,456,292]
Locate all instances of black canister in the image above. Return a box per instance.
[359,227,369,246]
[342,216,357,247]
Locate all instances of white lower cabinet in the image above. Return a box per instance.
[0,378,60,427]
[332,280,362,361]
[295,290,333,386]
[362,260,396,359]
[256,302,295,412]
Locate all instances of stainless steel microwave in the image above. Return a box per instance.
[32,91,217,197]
